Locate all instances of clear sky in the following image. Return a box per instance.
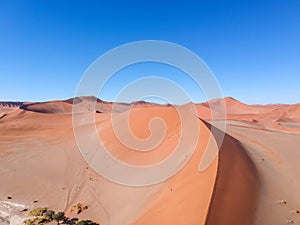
[0,0,299,104]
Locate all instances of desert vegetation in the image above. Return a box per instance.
[24,205,99,225]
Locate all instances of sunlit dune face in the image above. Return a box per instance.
[97,106,182,166]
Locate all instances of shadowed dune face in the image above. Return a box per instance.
[203,121,259,225]
[20,101,73,114]
[0,102,24,109]
[1,97,299,225]
[0,102,25,119]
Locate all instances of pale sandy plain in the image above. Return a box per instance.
[0,97,299,225]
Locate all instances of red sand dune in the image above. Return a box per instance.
[253,103,300,123]
[201,97,273,115]
[0,97,299,225]
[200,97,300,132]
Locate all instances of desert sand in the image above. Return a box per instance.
[0,97,299,225]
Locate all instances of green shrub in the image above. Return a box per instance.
[43,210,55,220]
[32,217,49,224]
[53,212,66,224]
[24,219,33,225]
[28,208,47,217]
[70,203,88,215]
[24,217,50,225]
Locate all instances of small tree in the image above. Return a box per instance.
[44,210,55,220]
[53,212,66,224]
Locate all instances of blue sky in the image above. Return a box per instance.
[0,0,299,104]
